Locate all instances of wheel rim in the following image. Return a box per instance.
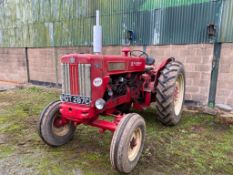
[128,128,142,161]
[174,73,185,116]
[52,112,70,137]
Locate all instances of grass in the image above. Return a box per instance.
[0,86,232,175]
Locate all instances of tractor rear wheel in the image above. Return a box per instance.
[155,61,185,126]
[38,101,76,146]
[110,113,146,173]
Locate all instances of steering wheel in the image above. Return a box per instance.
[130,50,149,58]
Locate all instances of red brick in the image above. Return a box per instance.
[193,79,210,87]
[219,64,231,73]
[0,44,221,106]
[179,48,191,56]
[195,64,211,72]
[186,56,202,64]
[202,55,213,64]
[217,43,233,105]
[201,72,211,80]
[192,94,208,103]
[229,65,233,73]
[185,93,192,100]
[0,48,27,82]
[184,64,196,72]
[186,86,199,93]
[226,99,233,106]
[186,72,201,79]
[217,81,233,89]
[186,78,193,86]
[216,96,227,104]
[217,89,231,97]
[199,87,209,94]
[217,73,233,81]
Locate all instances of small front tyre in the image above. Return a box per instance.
[110,113,146,173]
[38,101,76,147]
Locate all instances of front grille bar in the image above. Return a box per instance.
[78,64,91,97]
[62,63,91,98]
[62,63,70,95]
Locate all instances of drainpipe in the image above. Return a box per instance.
[208,43,222,108]
[208,0,224,108]
[25,47,30,82]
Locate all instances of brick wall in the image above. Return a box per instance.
[102,44,214,105]
[0,48,27,83]
[28,47,91,84]
[216,43,233,107]
[28,48,57,83]
[0,44,223,106]
[24,45,215,105]
[146,44,213,105]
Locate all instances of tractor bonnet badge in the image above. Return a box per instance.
[131,61,142,67]
[70,57,75,63]
[93,77,103,87]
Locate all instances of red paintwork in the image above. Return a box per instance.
[90,120,116,132]
[70,64,79,95]
[59,48,173,132]
[60,103,97,123]
[89,114,123,132]
[122,47,131,56]
[154,57,174,87]
[54,117,68,127]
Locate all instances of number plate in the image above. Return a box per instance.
[60,94,91,105]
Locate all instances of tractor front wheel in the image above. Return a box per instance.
[110,113,146,173]
[38,101,76,146]
[155,61,185,126]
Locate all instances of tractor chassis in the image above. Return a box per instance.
[38,53,185,173]
[58,58,172,133]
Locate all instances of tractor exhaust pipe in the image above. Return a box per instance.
[93,10,102,54]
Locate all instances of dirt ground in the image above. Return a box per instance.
[0,87,232,175]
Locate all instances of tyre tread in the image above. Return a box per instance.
[155,60,185,126]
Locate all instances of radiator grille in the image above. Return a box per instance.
[62,63,91,98]
[78,64,91,97]
[62,63,70,95]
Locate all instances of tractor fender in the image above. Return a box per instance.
[154,57,175,86]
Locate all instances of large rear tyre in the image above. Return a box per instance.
[38,101,76,146]
[155,61,185,126]
[110,113,146,173]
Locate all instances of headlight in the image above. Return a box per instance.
[95,98,106,110]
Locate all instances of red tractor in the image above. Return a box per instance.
[38,48,185,173]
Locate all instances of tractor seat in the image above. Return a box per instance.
[146,57,155,65]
